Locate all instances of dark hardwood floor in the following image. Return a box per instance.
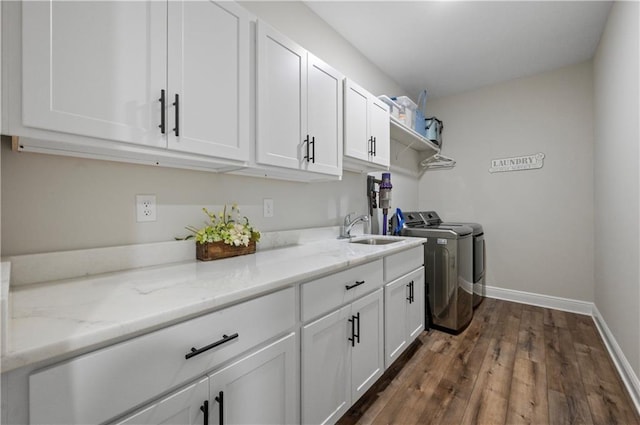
[338,298,640,425]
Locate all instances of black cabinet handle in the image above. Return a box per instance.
[348,312,361,346]
[406,280,415,303]
[373,136,377,156]
[185,333,238,359]
[411,281,415,302]
[200,400,209,425]
[158,89,166,134]
[345,280,365,291]
[348,315,356,347]
[368,136,374,155]
[311,136,315,163]
[303,135,310,162]
[173,93,180,137]
[214,391,224,425]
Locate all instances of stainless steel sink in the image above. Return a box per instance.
[349,238,400,245]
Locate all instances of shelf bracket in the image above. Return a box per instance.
[395,139,417,160]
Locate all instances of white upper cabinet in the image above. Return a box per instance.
[369,97,391,168]
[305,53,343,175]
[21,1,167,148]
[9,1,250,169]
[343,79,390,172]
[343,80,370,162]
[256,20,343,179]
[167,1,250,161]
[256,21,307,170]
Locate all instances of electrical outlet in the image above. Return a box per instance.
[263,198,274,218]
[136,194,157,222]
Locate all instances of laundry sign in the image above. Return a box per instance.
[489,152,545,173]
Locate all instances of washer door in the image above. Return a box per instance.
[427,244,453,319]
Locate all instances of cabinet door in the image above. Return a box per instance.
[351,288,384,403]
[208,333,297,425]
[256,21,307,170]
[305,53,343,176]
[114,378,208,425]
[167,1,249,161]
[385,267,426,368]
[369,97,390,167]
[22,1,166,147]
[343,79,370,162]
[384,276,409,367]
[406,268,426,342]
[302,305,351,425]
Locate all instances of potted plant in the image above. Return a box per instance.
[186,204,261,261]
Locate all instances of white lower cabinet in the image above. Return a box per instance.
[114,333,296,425]
[14,247,427,425]
[384,267,425,368]
[208,333,297,425]
[302,288,384,425]
[114,378,209,425]
[29,288,295,425]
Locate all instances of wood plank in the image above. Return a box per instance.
[337,335,431,425]
[460,301,519,425]
[544,307,569,329]
[506,357,549,424]
[549,388,573,425]
[414,301,496,424]
[544,325,595,424]
[371,349,454,424]
[516,307,545,364]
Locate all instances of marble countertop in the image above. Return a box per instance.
[2,234,424,373]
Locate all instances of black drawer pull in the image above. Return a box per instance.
[345,280,365,291]
[185,333,238,359]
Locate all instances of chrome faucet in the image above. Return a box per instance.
[340,213,369,239]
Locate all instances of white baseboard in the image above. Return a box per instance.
[483,284,640,415]
[484,284,593,315]
[592,305,640,414]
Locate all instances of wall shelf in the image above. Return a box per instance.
[389,116,439,156]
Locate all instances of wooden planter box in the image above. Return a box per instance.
[196,240,256,261]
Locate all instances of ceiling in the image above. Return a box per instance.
[305,1,613,99]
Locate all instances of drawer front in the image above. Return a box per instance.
[383,246,423,283]
[29,287,295,425]
[301,260,383,322]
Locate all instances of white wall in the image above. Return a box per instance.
[0,2,414,256]
[419,61,595,303]
[593,1,640,378]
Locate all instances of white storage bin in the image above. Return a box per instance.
[391,96,418,129]
[377,95,402,120]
